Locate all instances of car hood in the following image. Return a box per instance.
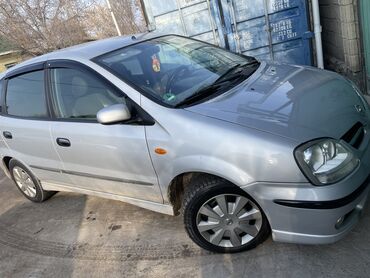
[186,62,369,142]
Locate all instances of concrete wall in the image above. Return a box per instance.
[319,0,365,91]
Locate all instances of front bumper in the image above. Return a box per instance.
[274,178,368,244]
[241,126,370,245]
[242,175,370,244]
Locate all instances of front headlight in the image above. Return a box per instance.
[295,139,359,185]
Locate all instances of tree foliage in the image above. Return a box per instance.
[0,0,146,56]
[86,0,147,39]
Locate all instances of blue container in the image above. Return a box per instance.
[141,0,313,65]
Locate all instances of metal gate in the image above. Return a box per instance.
[141,0,313,65]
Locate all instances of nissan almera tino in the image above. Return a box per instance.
[0,34,369,253]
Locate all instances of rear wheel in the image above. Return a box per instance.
[9,159,56,202]
[182,176,270,253]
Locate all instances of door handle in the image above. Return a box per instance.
[3,131,12,139]
[56,138,71,147]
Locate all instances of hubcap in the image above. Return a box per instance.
[12,166,37,198]
[196,194,262,248]
[225,219,233,225]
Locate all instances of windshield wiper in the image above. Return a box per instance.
[214,60,260,84]
[174,83,225,108]
[214,63,242,82]
[175,60,260,108]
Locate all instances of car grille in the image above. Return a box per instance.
[341,122,365,149]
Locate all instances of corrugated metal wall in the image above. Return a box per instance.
[142,0,220,44]
[141,0,313,65]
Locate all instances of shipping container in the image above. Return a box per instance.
[360,0,370,93]
[141,0,313,65]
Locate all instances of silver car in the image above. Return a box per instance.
[0,34,369,253]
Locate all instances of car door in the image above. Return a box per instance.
[47,61,163,203]
[0,64,71,185]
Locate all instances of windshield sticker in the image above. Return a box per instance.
[163,93,176,102]
[152,54,161,72]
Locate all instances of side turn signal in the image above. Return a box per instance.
[155,148,167,155]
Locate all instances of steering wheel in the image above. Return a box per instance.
[165,65,189,94]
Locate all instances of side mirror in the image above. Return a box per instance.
[97,103,131,125]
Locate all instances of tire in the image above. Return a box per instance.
[9,159,57,202]
[182,175,270,253]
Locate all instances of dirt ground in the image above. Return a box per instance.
[0,170,369,278]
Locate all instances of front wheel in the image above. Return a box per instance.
[182,176,270,253]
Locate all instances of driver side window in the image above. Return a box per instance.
[50,68,126,120]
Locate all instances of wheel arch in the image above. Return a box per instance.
[167,171,247,215]
[164,156,255,215]
[2,156,39,181]
[1,156,13,178]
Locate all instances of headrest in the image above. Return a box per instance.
[71,75,88,97]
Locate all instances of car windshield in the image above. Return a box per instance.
[94,35,260,107]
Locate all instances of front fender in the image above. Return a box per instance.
[157,155,254,203]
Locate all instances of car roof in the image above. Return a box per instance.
[2,32,163,77]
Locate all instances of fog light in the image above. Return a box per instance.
[335,216,344,229]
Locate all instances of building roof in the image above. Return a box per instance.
[0,50,19,57]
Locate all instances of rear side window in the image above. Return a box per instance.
[6,71,48,118]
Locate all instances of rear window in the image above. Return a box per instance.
[6,71,48,118]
